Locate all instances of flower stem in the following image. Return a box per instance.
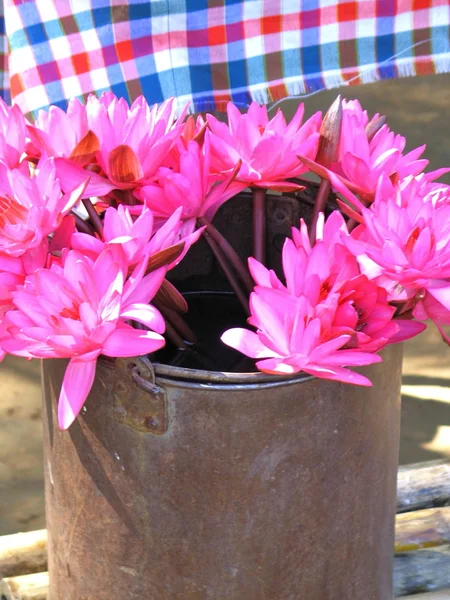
[153,300,198,344]
[134,313,192,352]
[203,231,250,316]
[73,212,94,235]
[198,216,253,293]
[123,189,138,206]
[346,218,358,232]
[165,321,188,350]
[81,198,103,237]
[252,188,267,265]
[309,178,331,244]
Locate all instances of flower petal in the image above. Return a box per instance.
[120,303,165,334]
[221,328,276,359]
[303,364,373,386]
[58,358,97,429]
[108,144,144,185]
[102,327,165,357]
[54,157,115,196]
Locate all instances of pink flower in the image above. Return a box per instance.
[305,99,448,200]
[0,241,52,322]
[0,159,87,257]
[222,287,382,385]
[71,204,203,268]
[333,174,450,338]
[206,101,321,191]
[0,254,26,318]
[53,93,188,197]
[163,114,207,170]
[222,213,424,383]
[413,292,450,344]
[3,247,166,429]
[89,94,186,185]
[27,98,96,163]
[0,98,28,169]
[136,136,247,233]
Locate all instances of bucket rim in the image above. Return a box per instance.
[153,362,313,388]
[153,290,312,387]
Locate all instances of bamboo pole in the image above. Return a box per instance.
[0,531,47,578]
[1,572,49,600]
[0,549,449,598]
[393,546,450,597]
[0,573,449,599]
[397,460,450,513]
[402,592,450,599]
[395,507,450,553]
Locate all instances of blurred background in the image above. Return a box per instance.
[1,74,450,535]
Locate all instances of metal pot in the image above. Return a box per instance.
[42,342,403,599]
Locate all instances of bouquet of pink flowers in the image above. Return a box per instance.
[0,93,448,429]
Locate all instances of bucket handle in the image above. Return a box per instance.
[112,356,169,435]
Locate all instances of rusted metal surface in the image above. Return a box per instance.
[42,343,403,600]
[112,357,168,435]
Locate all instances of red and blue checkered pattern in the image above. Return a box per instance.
[2,0,450,118]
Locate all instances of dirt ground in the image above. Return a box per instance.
[1,74,450,536]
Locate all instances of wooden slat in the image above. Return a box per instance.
[0,531,47,578]
[0,554,449,598]
[0,574,449,599]
[395,507,450,552]
[394,546,450,597]
[402,592,450,599]
[1,572,49,600]
[397,460,450,513]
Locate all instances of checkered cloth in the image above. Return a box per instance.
[2,0,450,119]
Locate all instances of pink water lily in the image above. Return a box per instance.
[0,254,26,318]
[0,158,87,257]
[53,93,188,197]
[413,292,450,344]
[27,98,95,162]
[163,114,207,170]
[71,204,203,268]
[304,99,448,200]
[0,97,28,170]
[222,287,382,384]
[206,101,321,191]
[331,174,450,340]
[0,243,52,320]
[222,213,424,382]
[2,247,166,428]
[136,135,247,233]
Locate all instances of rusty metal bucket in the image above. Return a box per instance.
[41,342,403,600]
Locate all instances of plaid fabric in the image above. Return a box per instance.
[2,0,450,119]
[0,2,9,104]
